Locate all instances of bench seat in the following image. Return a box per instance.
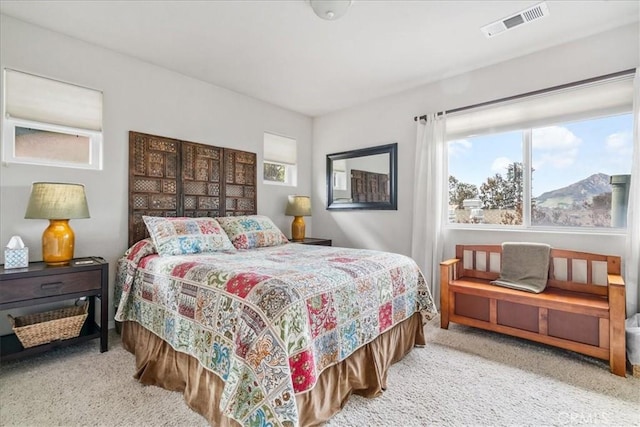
[450,278,610,317]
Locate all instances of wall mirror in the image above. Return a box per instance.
[326,142,397,210]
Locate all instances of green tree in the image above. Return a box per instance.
[479,162,523,210]
[582,192,612,227]
[504,162,523,207]
[479,174,507,209]
[449,175,478,209]
[263,163,285,182]
[591,192,612,210]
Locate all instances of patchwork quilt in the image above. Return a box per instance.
[115,240,436,426]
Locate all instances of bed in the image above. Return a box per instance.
[115,132,436,426]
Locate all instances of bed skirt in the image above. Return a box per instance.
[121,312,425,426]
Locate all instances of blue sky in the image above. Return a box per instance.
[448,113,633,197]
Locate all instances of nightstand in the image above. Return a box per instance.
[295,237,332,246]
[0,257,109,361]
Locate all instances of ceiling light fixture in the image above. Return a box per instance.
[310,0,352,21]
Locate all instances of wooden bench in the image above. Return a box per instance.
[440,244,626,376]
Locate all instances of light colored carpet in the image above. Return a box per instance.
[1,318,638,426]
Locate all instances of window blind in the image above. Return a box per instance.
[264,132,296,165]
[446,75,634,140]
[333,159,346,172]
[5,69,103,132]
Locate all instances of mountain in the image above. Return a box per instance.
[535,173,611,208]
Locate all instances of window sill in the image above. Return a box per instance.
[263,180,296,187]
[445,223,627,237]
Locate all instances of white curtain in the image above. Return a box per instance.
[412,113,446,305]
[625,69,640,316]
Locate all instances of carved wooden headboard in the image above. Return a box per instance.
[128,131,257,246]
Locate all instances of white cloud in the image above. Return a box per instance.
[536,149,578,168]
[532,126,582,150]
[491,156,512,173]
[448,139,472,157]
[602,131,634,171]
[606,132,632,156]
[532,126,582,170]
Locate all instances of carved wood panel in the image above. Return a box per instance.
[129,132,180,246]
[128,131,257,246]
[351,169,389,203]
[224,148,257,216]
[182,142,224,219]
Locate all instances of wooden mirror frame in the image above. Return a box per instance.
[326,143,398,210]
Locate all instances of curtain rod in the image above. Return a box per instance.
[413,68,636,122]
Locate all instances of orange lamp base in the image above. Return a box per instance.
[42,219,75,265]
[291,216,306,242]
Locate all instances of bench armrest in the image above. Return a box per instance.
[440,258,460,267]
[439,258,460,329]
[607,273,626,376]
[607,274,625,287]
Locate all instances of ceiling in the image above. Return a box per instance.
[1,1,638,117]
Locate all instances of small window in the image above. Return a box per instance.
[2,69,103,170]
[263,161,287,182]
[263,132,297,186]
[332,159,347,191]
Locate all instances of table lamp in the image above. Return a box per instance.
[285,195,311,241]
[24,182,90,265]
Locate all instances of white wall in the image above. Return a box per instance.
[0,15,313,330]
[2,16,638,331]
[312,24,639,306]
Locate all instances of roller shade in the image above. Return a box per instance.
[446,75,634,140]
[264,132,296,165]
[5,69,103,132]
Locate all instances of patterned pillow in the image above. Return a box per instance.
[142,216,235,256]
[216,215,289,250]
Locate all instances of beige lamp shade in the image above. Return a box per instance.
[285,196,311,217]
[25,182,90,219]
[24,182,90,265]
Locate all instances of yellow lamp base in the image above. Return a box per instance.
[291,216,306,242]
[42,219,75,265]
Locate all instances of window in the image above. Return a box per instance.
[447,73,634,230]
[332,159,347,191]
[263,132,297,186]
[2,69,103,170]
[449,130,523,225]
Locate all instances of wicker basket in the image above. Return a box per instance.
[8,303,88,348]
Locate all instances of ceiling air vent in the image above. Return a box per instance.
[481,2,550,38]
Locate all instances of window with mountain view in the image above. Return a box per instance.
[448,112,633,229]
[531,114,632,227]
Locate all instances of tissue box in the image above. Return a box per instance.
[4,247,29,269]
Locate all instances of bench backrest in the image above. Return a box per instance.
[454,244,621,297]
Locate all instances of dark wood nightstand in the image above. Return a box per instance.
[0,257,109,361]
[294,237,332,246]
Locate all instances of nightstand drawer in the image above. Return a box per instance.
[299,238,332,246]
[0,270,101,304]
